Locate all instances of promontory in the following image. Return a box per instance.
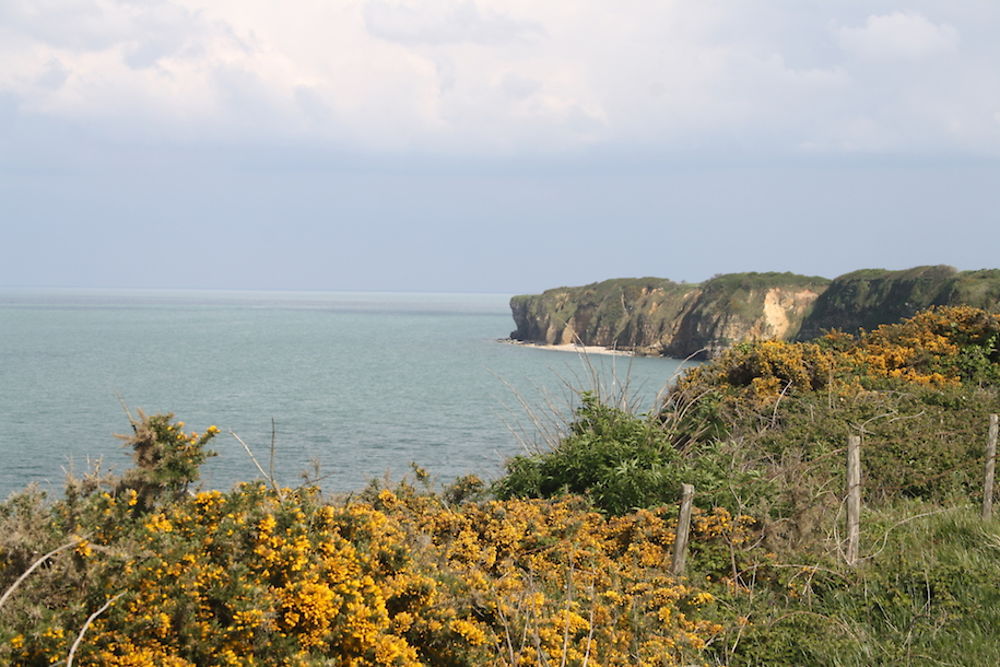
[509,265,1000,358]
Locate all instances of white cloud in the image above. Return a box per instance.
[363,0,542,46]
[0,1,997,156]
[835,12,959,61]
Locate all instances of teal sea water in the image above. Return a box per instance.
[0,289,689,498]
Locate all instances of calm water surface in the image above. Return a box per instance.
[0,289,690,498]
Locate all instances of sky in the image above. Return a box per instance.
[1,0,999,294]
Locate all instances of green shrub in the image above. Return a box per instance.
[493,392,763,515]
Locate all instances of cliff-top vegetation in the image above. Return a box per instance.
[700,271,830,292]
[3,306,1000,665]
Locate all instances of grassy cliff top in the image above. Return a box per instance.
[510,277,686,304]
[514,266,1000,303]
[701,271,830,292]
[513,272,830,302]
[831,264,959,282]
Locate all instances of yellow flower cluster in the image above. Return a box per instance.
[375,492,748,666]
[679,339,835,406]
[678,306,1000,408]
[848,306,993,386]
[4,481,751,666]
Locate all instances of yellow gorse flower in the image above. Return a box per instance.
[12,485,743,665]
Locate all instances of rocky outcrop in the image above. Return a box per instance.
[796,266,1000,340]
[510,273,830,359]
[510,266,1000,359]
[665,278,827,358]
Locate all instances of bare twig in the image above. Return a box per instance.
[495,595,517,665]
[0,539,81,611]
[581,583,596,667]
[114,393,137,433]
[559,560,575,667]
[769,380,794,428]
[114,393,134,422]
[857,507,959,564]
[492,371,574,454]
[299,470,336,489]
[67,592,125,666]
[230,431,282,499]
[654,347,707,410]
[269,418,278,488]
[764,609,857,637]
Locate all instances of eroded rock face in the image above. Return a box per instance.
[509,278,697,354]
[510,266,1000,359]
[664,286,824,359]
[510,273,829,359]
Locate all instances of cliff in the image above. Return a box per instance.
[510,266,1000,359]
[796,266,1000,339]
[509,273,829,359]
[663,273,828,358]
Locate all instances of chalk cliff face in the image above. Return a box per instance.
[510,266,1000,359]
[664,281,826,358]
[509,273,829,359]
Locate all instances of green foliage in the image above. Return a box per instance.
[715,507,1000,665]
[956,333,1000,385]
[748,385,998,549]
[493,392,760,515]
[496,305,1000,564]
[114,411,218,511]
[799,265,1000,340]
[494,393,683,514]
[703,271,830,292]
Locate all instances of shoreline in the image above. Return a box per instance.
[499,338,635,357]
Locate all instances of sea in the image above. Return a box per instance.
[0,289,691,499]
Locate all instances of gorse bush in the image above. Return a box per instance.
[1,415,749,666]
[666,306,1000,537]
[678,305,1000,404]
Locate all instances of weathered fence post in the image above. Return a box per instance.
[671,483,695,576]
[983,413,998,520]
[846,435,861,566]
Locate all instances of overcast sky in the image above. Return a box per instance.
[2,0,999,293]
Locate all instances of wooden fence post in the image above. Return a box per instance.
[983,413,998,521]
[846,435,861,566]
[671,483,695,576]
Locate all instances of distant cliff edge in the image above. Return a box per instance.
[509,266,1000,359]
[509,272,830,359]
[795,266,1000,340]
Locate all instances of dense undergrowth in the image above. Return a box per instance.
[0,421,744,666]
[2,306,1000,665]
